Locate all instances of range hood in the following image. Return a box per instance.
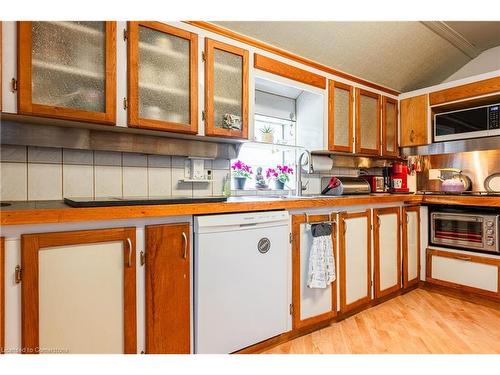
[401,136,500,157]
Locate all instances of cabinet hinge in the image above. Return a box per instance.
[289,303,293,315]
[123,97,128,110]
[140,251,146,266]
[202,51,206,62]
[15,265,22,283]
[123,29,128,41]
[289,232,293,244]
[11,78,18,92]
[201,110,206,121]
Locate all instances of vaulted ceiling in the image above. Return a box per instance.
[213,21,500,93]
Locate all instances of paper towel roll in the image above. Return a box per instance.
[311,155,333,172]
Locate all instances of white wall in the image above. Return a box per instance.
[444,46,500,83]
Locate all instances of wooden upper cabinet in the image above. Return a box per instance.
[145,223,191,354]
[400,94,429,147]
[127,22,198,134]
[381,96,399,156]
[204,38,249,139]
[17,21,116,124]
[429,76,500,106]
[328,80,354,152]
[21,227,137,354]
[355,88,381,155]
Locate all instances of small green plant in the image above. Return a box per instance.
[259,125,274,134]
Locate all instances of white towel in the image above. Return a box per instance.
[307,224,336,289]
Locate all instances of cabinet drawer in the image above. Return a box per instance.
[426,248,500,298]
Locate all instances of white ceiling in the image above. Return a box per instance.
[213,21,500,92]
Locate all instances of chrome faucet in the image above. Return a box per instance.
[296,150,311,196]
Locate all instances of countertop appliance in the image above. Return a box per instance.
[434,103,500,142]
[389,162,410,193]
[430,207,499,254]
[362,175,386,192]
[64,196,228,207]
[194,211,290,353]
[320,176,371,195]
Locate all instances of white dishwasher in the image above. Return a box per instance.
[194,210,290,354]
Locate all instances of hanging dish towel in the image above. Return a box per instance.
[307,223,336,289]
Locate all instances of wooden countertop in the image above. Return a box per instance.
[0,194,498,226]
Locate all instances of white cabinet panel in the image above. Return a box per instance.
[431,254,498,293]
[340,210,371,312]
[378,213,399,291]
[39,241,125,353]
[299,223,333,320]
[406,211,419,281]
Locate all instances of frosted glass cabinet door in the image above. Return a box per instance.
[328,80,354,152]
[291,214,337,330]
[355,88,381,155]
[205,38,249,139]
[339,210,372,313]
[21,228,137,354]
[382,96,399,157]
[127,22,198,134]
[17,21,116,124]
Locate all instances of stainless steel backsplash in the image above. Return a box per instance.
[416,149,500,192]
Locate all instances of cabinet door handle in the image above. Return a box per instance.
[456,255,472,261]
[126,238,133,267]
[182,232,188,260]
[410,130,415,143]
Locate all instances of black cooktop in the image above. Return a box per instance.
[64,196,228,208]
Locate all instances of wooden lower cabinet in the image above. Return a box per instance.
[339,210,372,313]
[1,237,4,354]
[373,207,401,299]
[145,223,190,354]
[426,248,500,299]
[402,206,420,288]
[291,214,338,330]
[21,228,137,354]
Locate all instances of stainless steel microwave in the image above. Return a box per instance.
[434,103,500,142]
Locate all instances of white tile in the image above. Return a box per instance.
[212,170,228,196]
[304,175,321,195]
[1,145,27,162]
[148,167,172,197]
[148,155,171,168]
[0,162,27,201]
[213,159,230,170]
[63,164,94,198]
[94,165,122,198]
[171,156,188,168]
[63,149,93,165]
[122,153,147,167]
[123,167,148,197]
[28,163,62,200]
[171,168,192,197]
[94,151,122,166]
[192,181,212,197]
[28,146,62,164]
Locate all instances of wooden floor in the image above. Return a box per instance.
[264,289,500,354]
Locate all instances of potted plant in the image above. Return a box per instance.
[231,160,253,190]
[266,165,294,190]
[260,125,274,143]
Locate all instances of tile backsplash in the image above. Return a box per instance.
[0,145,231,201]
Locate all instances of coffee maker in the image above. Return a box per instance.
[384,162,409,193]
